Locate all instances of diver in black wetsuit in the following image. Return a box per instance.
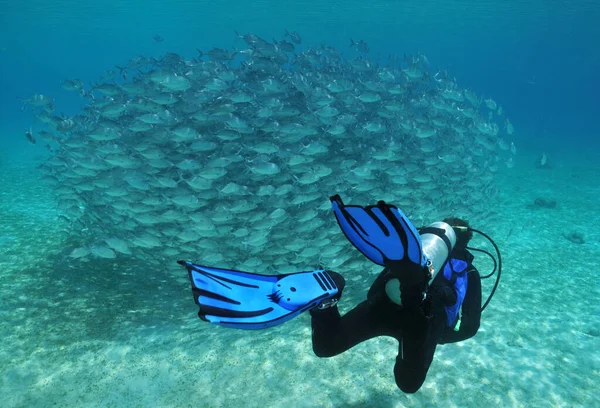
[310,218,482,394]
[181,194,501,392]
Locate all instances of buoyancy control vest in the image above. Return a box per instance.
[442,258,469,326]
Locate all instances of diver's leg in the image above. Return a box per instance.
[310,300,390,357]
[311,268,401,357]
[393,305,447,393]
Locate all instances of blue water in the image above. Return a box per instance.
[1,1,599,406]
[1,0,599,159]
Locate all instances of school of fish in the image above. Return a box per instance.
[23,32,517,272]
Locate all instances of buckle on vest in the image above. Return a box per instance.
[426,259,434,280]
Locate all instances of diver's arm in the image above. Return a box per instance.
[440,268,482,343]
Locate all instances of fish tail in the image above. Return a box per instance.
[176,171,185,185]
[17,96,27,111]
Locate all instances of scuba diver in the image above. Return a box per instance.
[179,194,501,393]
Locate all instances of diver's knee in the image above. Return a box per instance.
[395,376,423,394]
[394,363,425,393]
[312,342,337,358]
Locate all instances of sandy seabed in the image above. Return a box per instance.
[1,153,598,408]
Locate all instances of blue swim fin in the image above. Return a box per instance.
[178,260,341,330]
[330,194,426,267]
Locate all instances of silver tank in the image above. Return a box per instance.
[422,221,456,284]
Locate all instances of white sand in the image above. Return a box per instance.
[1,154,599,407]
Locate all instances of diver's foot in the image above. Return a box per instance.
[315,271,345,310]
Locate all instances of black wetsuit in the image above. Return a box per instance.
[310,249,482,393]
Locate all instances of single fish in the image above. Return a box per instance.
[25,128,36,144]
[284,29,302,44]
[350,39,370,53]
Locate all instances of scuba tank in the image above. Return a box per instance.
[421,222,457,284]
[385,221,456,306]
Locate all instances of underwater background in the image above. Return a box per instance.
[1,0,599,407]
